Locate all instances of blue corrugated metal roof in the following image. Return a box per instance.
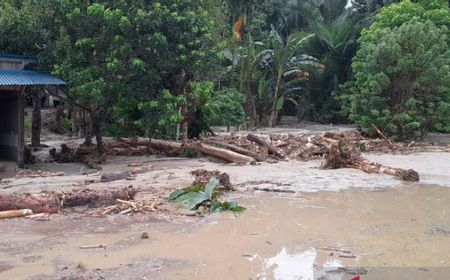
[0,70,65,86]
[0,53,37,62]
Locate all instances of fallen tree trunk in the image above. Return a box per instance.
[149,139,183,151]
[117,137,182,149]
[188,142,255,163]
[113,138,255,163]
[115,137,183,154]
[211,141,265,162]
[0,195,59,213]
[0,209,33,219]
[0,187,138,214]
[106,146,148,156]
[247,134,285,158]
[321,140,419,182]
[61,187,137,208]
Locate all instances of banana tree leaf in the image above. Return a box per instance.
[174,192,209,210]
[210,201,246,213]
[169,189,186,201]
[205,178,220,199]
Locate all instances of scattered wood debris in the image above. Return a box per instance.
[43,131,425,186]
[16,169,65,179]
[80,244,106,249]
[251,187,295,193]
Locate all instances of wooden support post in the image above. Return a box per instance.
[17,86,25,168]
[182,88,188,145]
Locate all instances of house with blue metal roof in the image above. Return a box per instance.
[0,53,65,167]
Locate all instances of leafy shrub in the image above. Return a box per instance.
[341,19,450,139]
[204,88,247,127]
[137,90,184,139]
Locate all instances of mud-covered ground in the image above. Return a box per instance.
[1,124,450,280]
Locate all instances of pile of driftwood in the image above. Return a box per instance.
[48,131,420,182]
[0,186,137,219]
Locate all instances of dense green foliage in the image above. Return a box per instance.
[342,20,450,138]
[342,0,450,138]
[1,0,450,142]
[204,88,247,128]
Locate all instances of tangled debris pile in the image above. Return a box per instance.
[45,131,428,184]
[322,140,420,182]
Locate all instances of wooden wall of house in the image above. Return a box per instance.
[0,91,20,161]
[0,61,23,70]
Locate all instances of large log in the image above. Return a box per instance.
[247,134,285,158]
[149,139,183,151]
[0,195,59,213]
[117,137,183,151]
[321,140,419,182]
[211,141,265,162]
[61,187,138,208]
[0,209,33,219]
[188,142,255,163]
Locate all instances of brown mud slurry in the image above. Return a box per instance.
[1,185,450,280]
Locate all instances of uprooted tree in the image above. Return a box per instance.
[321,139,419,182]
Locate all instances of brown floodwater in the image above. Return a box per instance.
[1,184,450,280]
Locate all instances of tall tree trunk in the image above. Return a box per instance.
[182,88,188,144]
[91,113,104,153]
[267,111,278,128]
[268,73,282,128]
[31,92,42,147]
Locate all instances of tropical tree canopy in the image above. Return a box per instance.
[1,0,449,142]
[342,19,450,139]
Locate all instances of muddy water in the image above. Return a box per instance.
[1,185,450,280]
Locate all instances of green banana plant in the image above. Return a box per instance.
[253,27,323,126]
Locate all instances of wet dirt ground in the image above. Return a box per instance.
[1,149,450,279]
[1,184,450,279]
